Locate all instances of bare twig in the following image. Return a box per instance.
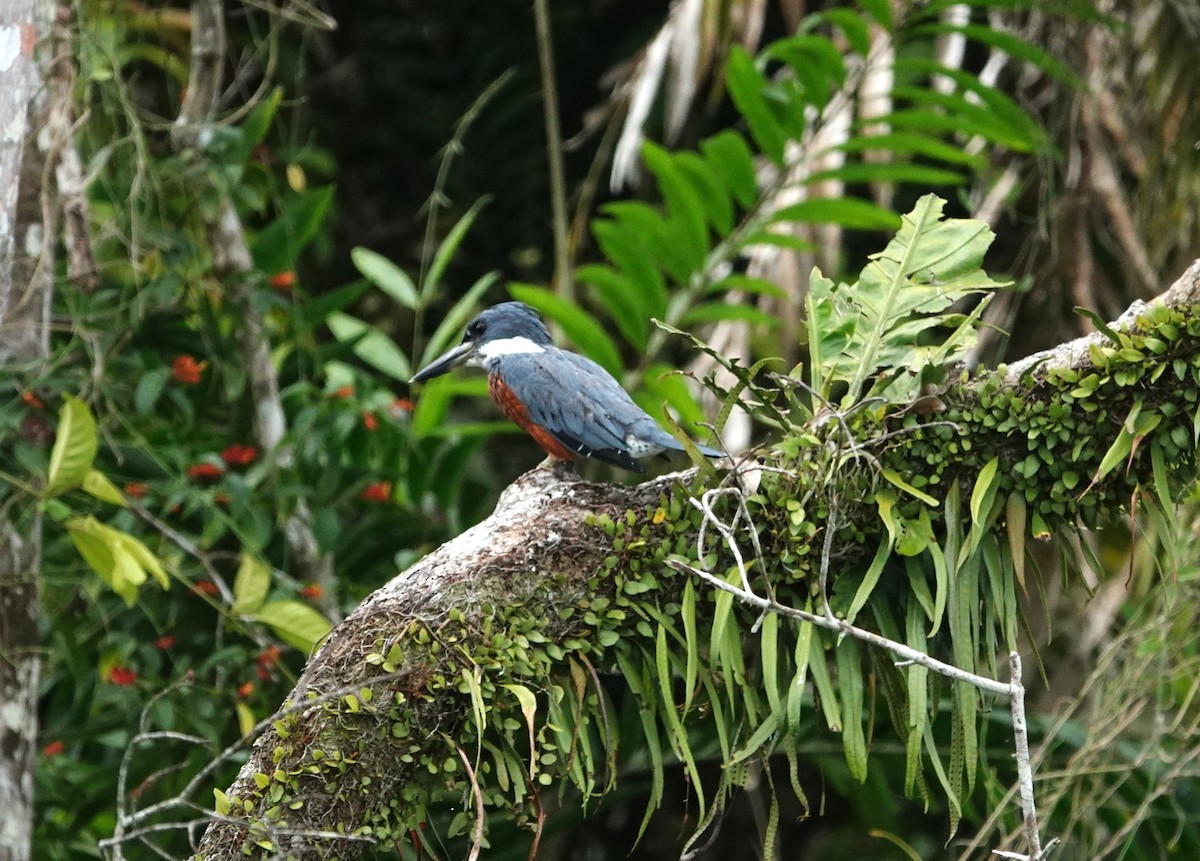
[532,0,573,302]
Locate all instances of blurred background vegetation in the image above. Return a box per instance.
[5,0,1200,858]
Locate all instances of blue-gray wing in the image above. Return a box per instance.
[497,350,659,472]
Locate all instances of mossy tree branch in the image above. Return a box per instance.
[188,260,1200,860]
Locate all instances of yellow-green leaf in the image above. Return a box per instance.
[46,395,98,497]
[252,600,333,652]
[880,468,938,506]
[81,469,126,507]
[214,788,232,816]
[232,553,272,615]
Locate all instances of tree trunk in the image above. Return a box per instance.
[0,2,53,860]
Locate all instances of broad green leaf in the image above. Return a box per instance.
[725,47,787,163]
[700,130,758,206]
[760,611,782,713]
[1091,425,1135,488]
[327,312,412,382]
[642,142,708,272]
[252,600,333,652]
[351,247,420,310]
[82,469,126,507]
[66,516,169,606]
[46,395,98,497]
[577,265,648,349]
[675,151,734,235]
[1005,492,1027,593]
[251,186,335,275]
[836,638,868,782]
[969,457,1001,525]
[507,284,623,378]
[231,553,272,615]
[593,213,668,317]
[816,8,871,55]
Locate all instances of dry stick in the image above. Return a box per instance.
[532,0,573,302]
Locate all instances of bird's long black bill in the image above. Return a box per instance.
[409,342,474,384]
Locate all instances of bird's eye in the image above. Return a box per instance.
[467,320,487,340]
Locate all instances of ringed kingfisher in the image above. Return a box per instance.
[409,301,724,473]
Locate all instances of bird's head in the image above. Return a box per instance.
[409,302,552,383]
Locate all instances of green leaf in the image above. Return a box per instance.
[232,553,272,615]
[507,284,623,378]
[675,151,734,234]
[66,516,169,605]
[700,131,758,207]
[835,131,987,167]
[351,247,420,310]
[46,395,99,497]
[969,457,1001,526]
[880,468,939,506]
[642,142,708,272]
[134,367,170,414]
[503,683,538,727]
[836,638,868,782]
[252,600,333,652]
[576,265,648,349]
[772,197,901,231]
[251,186,335,275]
[725,47,787,163]
[806,163,965,187]
[327,312,412,382]
[214,788,232,817]
[81,469,126,507]
[424,197,490,302]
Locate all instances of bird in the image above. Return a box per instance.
[409,301,724,473]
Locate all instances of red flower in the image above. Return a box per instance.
[195,579,220,597]
[21,391,44,409]
[109,666,138,686]
[186,462,224,481]
[359,481,393,503]
[269,270,296,291]
[42,740,65,757]
[237,681,255,699]
[362,411,378,431]
[299,583,324,600]
[220,444,258,467]
[153,635,176,650]
[391,398,413,415]
[124,483,149,499]
[171,355,206,385]
[332,385,354,399]
[255,645,282,680]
